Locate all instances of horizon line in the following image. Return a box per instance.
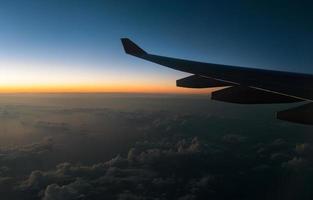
[0,91,211,95]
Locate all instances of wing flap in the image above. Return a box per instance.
[212,86,303,104]
[277,103,313,125]
[176,75,232,88]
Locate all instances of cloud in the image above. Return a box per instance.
[20,160,110,192]
[0,138,54,175]
[43,184,79,200]
[270,138,289,149]
[14,137,212,199]
[255,138,292,157]
[43,178,92,200]
[177,137,201,153]
[270,152,291,162]
[7,122,305,200]
[0,104,309,200]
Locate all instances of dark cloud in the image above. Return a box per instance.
[270,152,291,162]
[43,179,91,200]
[0,97,313,200]
[0,138,54,175]
[12,137,210,199]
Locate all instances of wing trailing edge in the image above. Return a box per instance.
[277,103,313,125]
[212,86,302,104]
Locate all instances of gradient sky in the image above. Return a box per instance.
[1,0,313,93]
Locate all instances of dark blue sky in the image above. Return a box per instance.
[1,0,313,92]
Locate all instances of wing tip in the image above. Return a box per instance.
[121,38,147,56]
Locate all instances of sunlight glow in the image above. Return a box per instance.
[0,59,213,94]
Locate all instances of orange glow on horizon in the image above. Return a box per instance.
[0,59,217,94]
[0,84,216,94]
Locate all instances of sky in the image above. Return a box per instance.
[0,0,313,93]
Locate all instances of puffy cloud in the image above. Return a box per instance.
[255,138,292,159]
[21,170,48,190]
[177,137,201,153]
[270,153,291,162]
[105,155,128,168]
[14,136,212,199]
[43,178,91,200]
[54,162,107,178]
[0,104,308,200]
[0,138,54,175]
[20,161,109,192]
[43,184,79,200]
[11,126,305,200]
[0,137,53,157]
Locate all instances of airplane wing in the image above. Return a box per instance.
[121,38,313,125]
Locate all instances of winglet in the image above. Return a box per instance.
[121,38,147,56]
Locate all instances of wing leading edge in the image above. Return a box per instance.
[121,38,313,125]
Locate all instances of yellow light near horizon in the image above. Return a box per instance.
[0,83,215,94]
[0,59,214,94]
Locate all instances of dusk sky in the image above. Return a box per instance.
[2,2,313,199]
[1,0,313,93]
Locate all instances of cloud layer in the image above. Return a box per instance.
[0,95,313,200]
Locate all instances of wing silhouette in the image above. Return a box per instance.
[121,38,313,125]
